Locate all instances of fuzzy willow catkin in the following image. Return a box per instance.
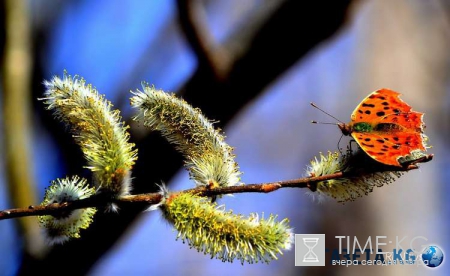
[42,73,137,196]
[131,85,241,188]
[307,151,404,202]
[160,192,293,264]
[38,176,97,244]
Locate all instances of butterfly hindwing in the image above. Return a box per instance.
[351,131,427,167]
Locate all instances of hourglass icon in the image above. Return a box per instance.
[303,238,319,262]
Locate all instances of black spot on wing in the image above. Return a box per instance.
[362,103,375,108]
[361,142,375,148]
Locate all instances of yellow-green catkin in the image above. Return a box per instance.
[161,192,293,264]
[42,73,137,196]
[38,176,97,244]
[131,85,241,189]
[307,151,403,203]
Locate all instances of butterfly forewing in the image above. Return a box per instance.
[351,89,412,122]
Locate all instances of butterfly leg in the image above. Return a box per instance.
[347,139,359,154]
[337,134,345,155]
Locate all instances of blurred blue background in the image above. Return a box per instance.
[0,0,449,275]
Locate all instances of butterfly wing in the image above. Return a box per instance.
[351,132,428,167]
[351,89,420,126]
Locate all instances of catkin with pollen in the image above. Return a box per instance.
[38,176,97,244]
[160,192,293,264]
[131,85,241,189]
[42,73,137,197]
[307,151,404,202]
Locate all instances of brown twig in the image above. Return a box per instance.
[0,173,340,221]
[0,153,431,222]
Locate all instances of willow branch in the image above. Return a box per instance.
[0,161,426,222]
[0,173,341,221]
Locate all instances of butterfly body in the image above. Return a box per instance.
[339,89,428,167]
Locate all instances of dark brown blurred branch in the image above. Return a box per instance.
[176,0,287,81]
[176,0,231,80]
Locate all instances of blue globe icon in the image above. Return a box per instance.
[422,245,444,268]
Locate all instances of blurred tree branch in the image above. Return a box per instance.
[176,0,232,80]
[2,0,45,257]
[176,0,287,81]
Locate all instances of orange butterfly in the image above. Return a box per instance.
[314,89,430,167]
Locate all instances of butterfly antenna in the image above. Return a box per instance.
[310,102,344,123]
[311,121,339,125]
